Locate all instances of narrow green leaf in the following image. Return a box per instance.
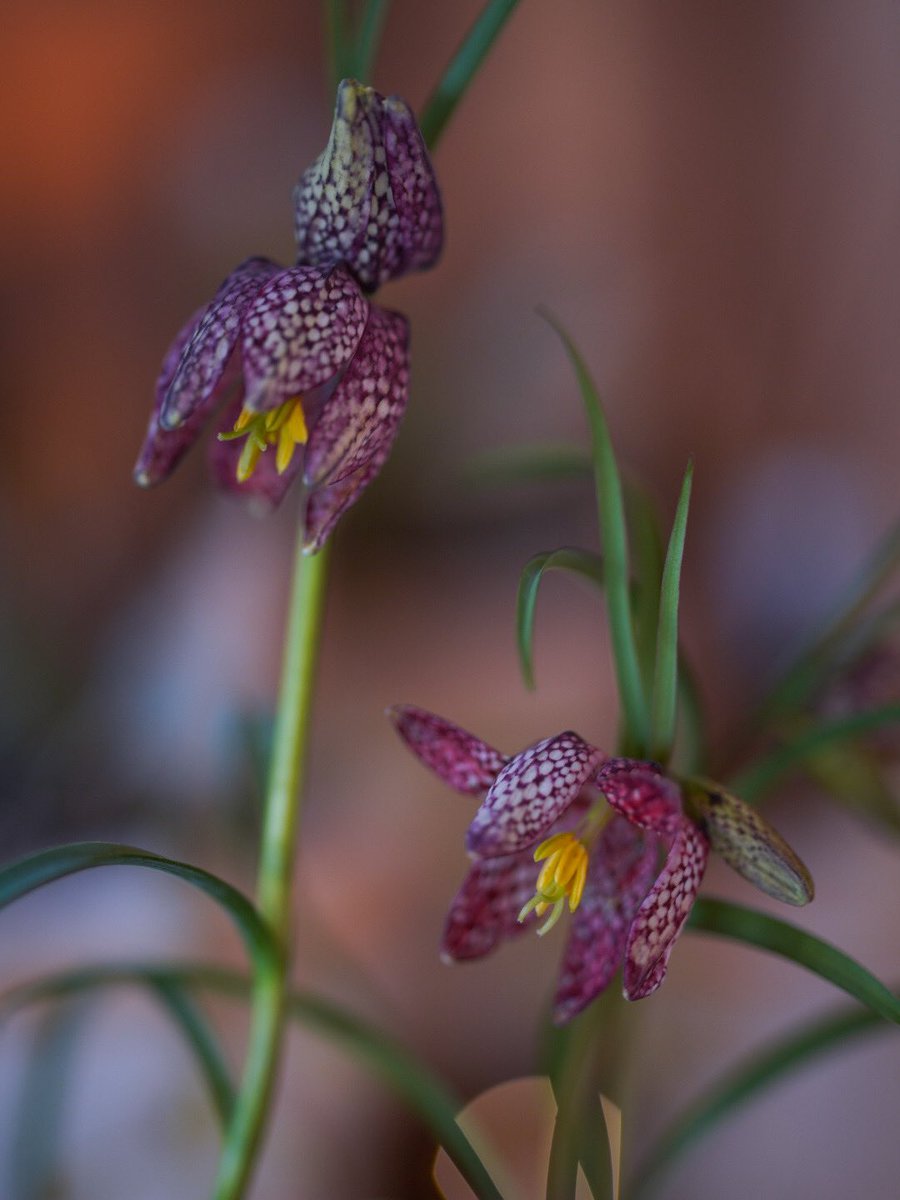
[630,998,894,1199]
[352,0,392,81]
[626,483,665,702]
[546,1013,614,1200]
[0,963,503,1200]
[649,461,693,763]
[10,998,87,1200]
[467,442,594,487]
[149,978,236,1126]
[517,548,605,689]
[539,312,649,754]
[419,0,523,150]
[0,842,277,972]
[325,0,354,88]
[731,703,900,803]
[688,897,900,1024]
[673,659,707,775]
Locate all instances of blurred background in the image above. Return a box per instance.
[2,0,900,1195]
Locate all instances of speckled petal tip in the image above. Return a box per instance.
[623,817,709,1000]
[553,818,659,1024]
[159,257,278,430]
[466,733,603,857]
[293,79,443,291]
[597,760,684,835]
[240,265,368,413]
[441,850,539,961]
[389,706,506,795]
[304,306,409,488]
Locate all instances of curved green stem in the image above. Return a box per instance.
[213,537,330,1200]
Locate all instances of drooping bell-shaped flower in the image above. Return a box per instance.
[390,705,813,1023]
[134,81,442,549]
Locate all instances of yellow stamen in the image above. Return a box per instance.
[218,396,308,482]
[518,831,590,937]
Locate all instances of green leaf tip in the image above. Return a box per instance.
[516,548,606,689]
[685,781,815,906]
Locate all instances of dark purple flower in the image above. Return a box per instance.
[134,81,442,548]
[391,705,813,1023]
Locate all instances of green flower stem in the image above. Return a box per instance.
[213,537,330,1200]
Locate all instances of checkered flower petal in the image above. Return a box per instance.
[389,706,507,795]
[553,817,660,1023]
[623,815,709,1000]
[240,265,368,413]
[160,257,278,430]
[441,849,539,961]
[304,306,409,489]
[294,80,443,292]
[597,759,684,835]
[467,733,603,857]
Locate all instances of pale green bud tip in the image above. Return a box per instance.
[685,782,815,907]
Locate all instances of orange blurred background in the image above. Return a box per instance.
[2,1,899,1196]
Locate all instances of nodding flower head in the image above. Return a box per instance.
[135,81,442,550]
[390,705,813,1023]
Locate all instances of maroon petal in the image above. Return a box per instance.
[241,265,368,413]
[467,734,603,857]
[441,850,539,961]
[160,257,279,430]
[304,306,409,488]
[597,760,684,836]
[293,80,443,291]
[389,706,506,794]
[553,818,660,1024]
[623,816,709,1000]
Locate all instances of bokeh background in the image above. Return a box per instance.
[2,0,900,1196]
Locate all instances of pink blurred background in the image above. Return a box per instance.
[2,0,900,1196]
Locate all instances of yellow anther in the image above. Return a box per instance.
[219,396,308,482]
[518,831,590,936]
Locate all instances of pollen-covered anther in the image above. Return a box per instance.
[517,832,589,937]
[218,396,309,481]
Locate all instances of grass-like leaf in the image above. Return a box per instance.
[0,963,503,1200]
[353,0,392,81]
[419,0,524,150]
[0,842,277,972]
[688,897,900,1024]
[540,312,649,754]
[627,483,665,702]
[630,996,894,1199]
[731,703,900,803]
[649,461,693,763]
[517,548,605,689]
[467,442,594,487]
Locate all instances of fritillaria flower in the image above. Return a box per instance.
[135,80,442,550]
[391,706,813,1023]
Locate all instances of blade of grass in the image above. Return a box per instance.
[539,312,649,754]
[630,996,894,1199]
[352,0,392,81]
[626,483,665,703]
[467,442,593,487]
[0,963,503,1200]
[688,898,900,1024]
[325,0,354,87]
[419,0,524,150]
[649,461,693,763]
[517,548,606,689]
[730,703,900,803]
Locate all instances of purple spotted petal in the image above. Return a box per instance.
[241,265,368,412]
[293,80,443,291]
[623,816,709,1000]
[135,306,208,485]
[597,760,683,836]
[304,306,409,488]
[466,733,603,858]
[553,817,660,1024]
[160,257,278,430]
[389,706,506,794]
[441,849,539,961]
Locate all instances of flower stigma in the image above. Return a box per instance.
[218,397,309,482]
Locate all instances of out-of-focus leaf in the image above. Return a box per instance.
[540,312,649,754]
[630,996,895,1199]
[419,0,524,150]
[353,0,392,80]
[649,461,693,763]
[802,739,900,835]
[688,898,900,1024]
[467,443,593,487]
[0,963,502,1200]
[517,548,605,689]
[626,483,665,700]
